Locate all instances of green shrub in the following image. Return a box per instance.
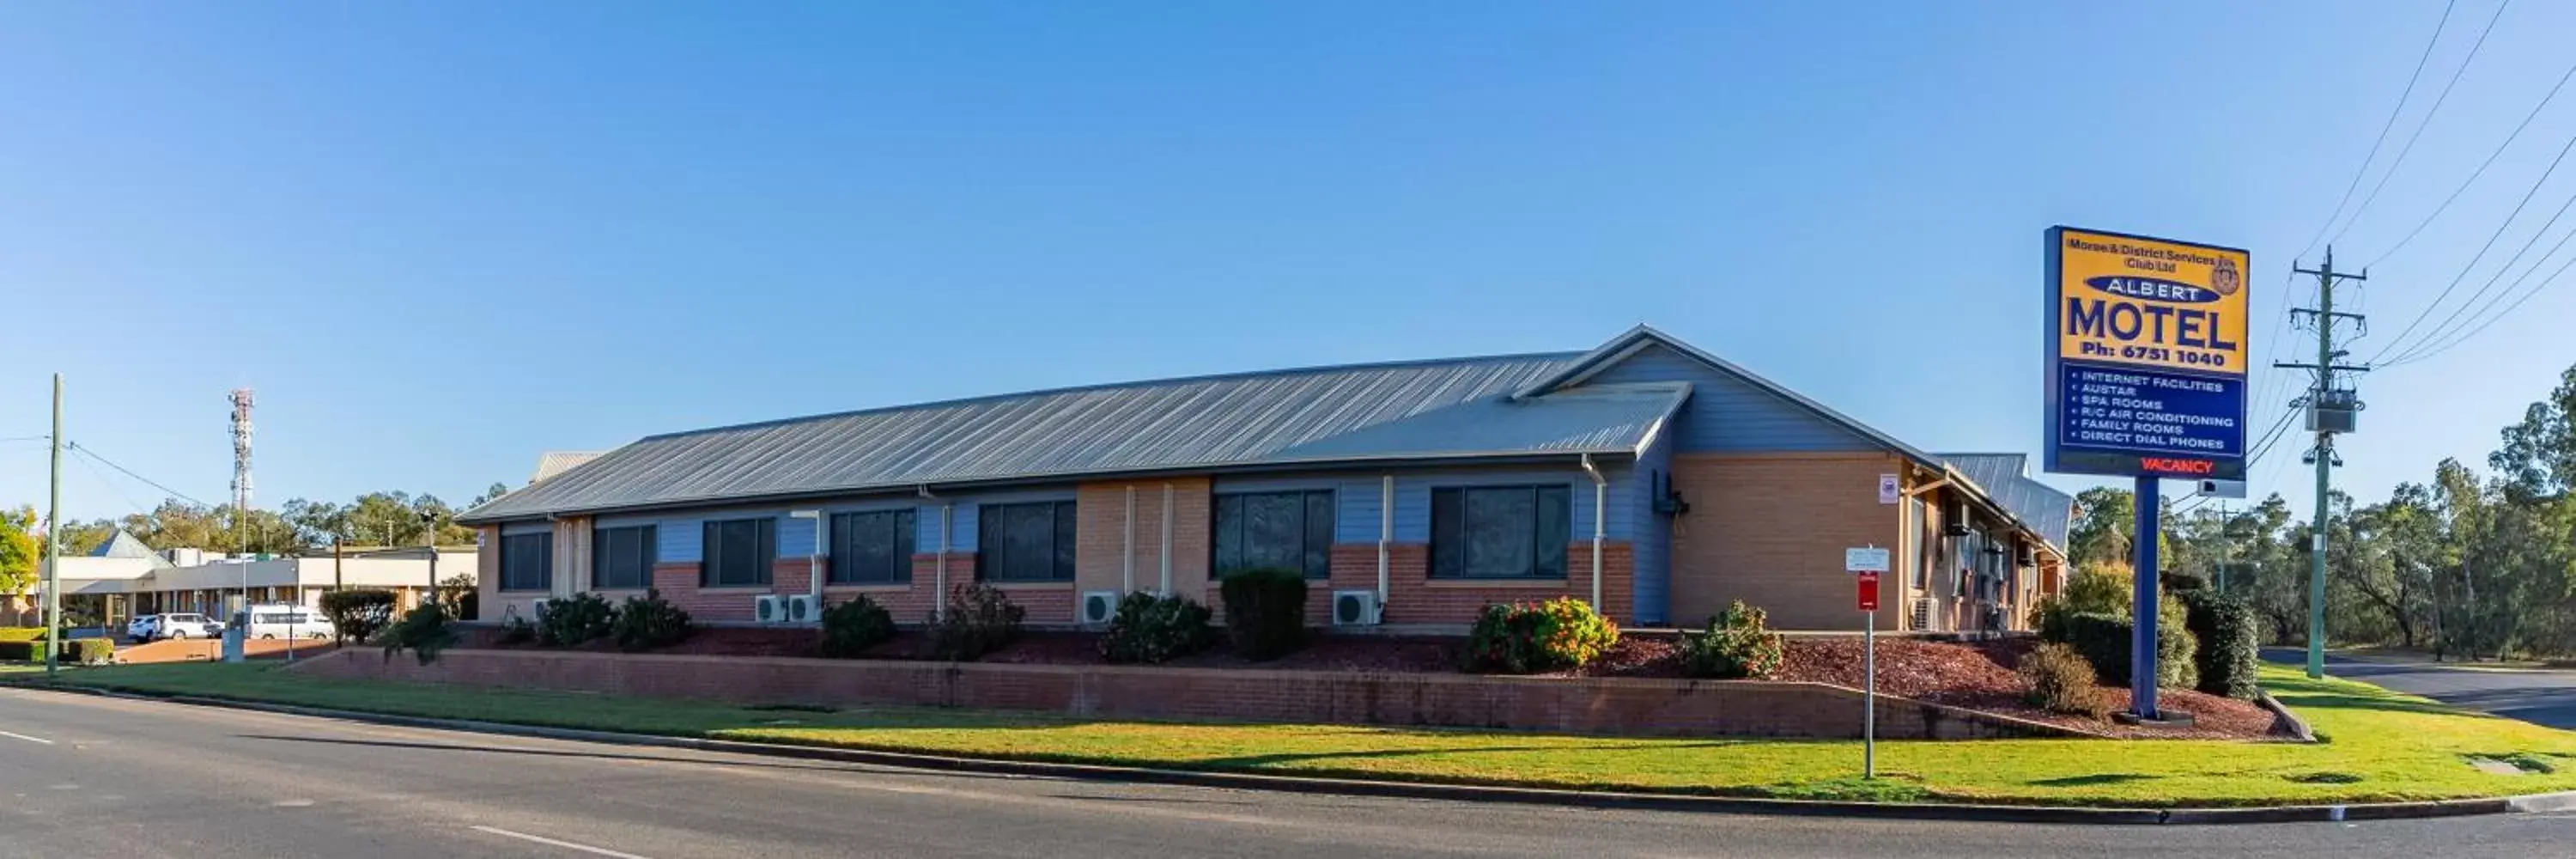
[1100,592,1213,664]
[2182,589,2262,699]
[1218,568,1309,661]
[927,583,1024,661]
[818,595,896,658]
[65,637,112,665]
[379,604,460,666]
[498,615,537,645]
[2019,642,2110,718]
[611,588,693,651]
[1680,600,1784,679]
[1462,597,1620,673]
[2061,610,2197,688]
[0,639,46,661]
[537,592,618,646]
[318,589,399,647]
[2062,563,2133,616]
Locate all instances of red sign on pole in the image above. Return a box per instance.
[1856,571,1880,612]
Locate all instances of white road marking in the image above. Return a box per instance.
[470,825,653,859]
[0,730,55,745]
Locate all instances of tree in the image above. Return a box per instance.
[0,506,40,596]
[2068,487,2136,568]
[50,518,118,556]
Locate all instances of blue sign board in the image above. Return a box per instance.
[2045,227,2251,480]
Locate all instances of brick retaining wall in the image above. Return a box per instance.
[292,649,2084,740]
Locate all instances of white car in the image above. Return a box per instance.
[245,605,335,640]
[130,613,222,642]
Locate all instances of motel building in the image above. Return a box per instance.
[12,531,473,629]
[459,326,2069,634]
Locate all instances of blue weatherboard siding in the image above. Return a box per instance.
[1631,427,1674,624]
[1214,466,1637,545]
[1578,344,1873,453]
[657,519,703,563]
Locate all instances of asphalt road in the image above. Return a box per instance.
[3,687,2573,858]
[2266,648,2576,729]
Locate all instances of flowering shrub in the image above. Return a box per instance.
[1461,597,1619,673]
[1680,600,1784,679]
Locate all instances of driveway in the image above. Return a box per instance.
[2265,648,2576,730]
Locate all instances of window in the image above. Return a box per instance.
[592,525,658,590]
[1430,485,1571,580]
[702,517,775,588]
[500,532,553,592]
[977,501,1076,582]
[1212,490,1334,579]
[830,509,917,585]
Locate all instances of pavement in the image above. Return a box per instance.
[4,687,2576,857]
[2265,648,2576,729]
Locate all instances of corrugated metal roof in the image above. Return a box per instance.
[531,451,605,484]
[465,352,1711,522]
[88,531,173,569]
[1941,453,2074,552]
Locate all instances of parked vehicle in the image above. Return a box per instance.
[244,604,335,640]
[132,613,222,642]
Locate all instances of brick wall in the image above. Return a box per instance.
[1668,452,1905,631]
[294,648,2077,740]
[1315,542,1636,626]
[1075,478,1212,611]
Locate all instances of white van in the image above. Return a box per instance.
[244,604,335,640]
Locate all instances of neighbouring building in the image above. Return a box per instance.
[457,326,2070,632]
[16,530,477,626]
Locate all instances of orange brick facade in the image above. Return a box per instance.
[1667,452,1906,631]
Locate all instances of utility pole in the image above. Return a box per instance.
[43,375,63,678]
[2277,247,2369,680]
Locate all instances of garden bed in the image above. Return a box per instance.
[460,623,2284,740]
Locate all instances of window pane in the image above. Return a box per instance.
[1535,486,1571,580]
[1213,495,1242,575]
[1243,493,1302,572]
[1053,502,1078,581]
[1430,489,1461,579]
[1303,490,1334,579]
[1462,487,1537,579]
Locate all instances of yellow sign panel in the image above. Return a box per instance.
[2053,228,2250,378]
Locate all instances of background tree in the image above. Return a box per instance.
[0,506,41,596]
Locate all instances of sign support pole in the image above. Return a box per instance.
[1863,604,1875,779]
[2130,476,2160,721]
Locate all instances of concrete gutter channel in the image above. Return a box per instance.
[11,681,2576,826]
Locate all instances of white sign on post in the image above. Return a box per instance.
[1844,546,1891,574]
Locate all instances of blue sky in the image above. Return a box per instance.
[6,2,2575,525]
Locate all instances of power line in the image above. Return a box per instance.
[2385,204,2576,364]
[69,448,154,518]
[64,442,215,509]
[2329,0,2513,248]
[2366,129,2576,363]
[2366,56,2576,269]
[2377,143,2576,363]
[2297,0,2459,262]
[2383,245,2576,366]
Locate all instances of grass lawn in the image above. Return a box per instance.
[11,661,2575,807]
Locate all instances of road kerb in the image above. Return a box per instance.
[7,679,2567,825]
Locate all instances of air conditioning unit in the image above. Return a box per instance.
[1332,590,1382,626]
[781,594,820,624]
[753,594,788,624]
[527,599,553,622]
[1942,498,1971,536]
[1910,598,1935,632]
[1079,590,1121,626]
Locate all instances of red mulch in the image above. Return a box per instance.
[453,624,2288,740]
[1771,637,2287,740]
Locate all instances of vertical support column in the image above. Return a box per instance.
[2130,475,2161,720]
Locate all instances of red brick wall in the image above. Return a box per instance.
[1075,478,1212,606]
[1669,453,1906,631]
[294,648,2077,740]
[1322,542,1637,626]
